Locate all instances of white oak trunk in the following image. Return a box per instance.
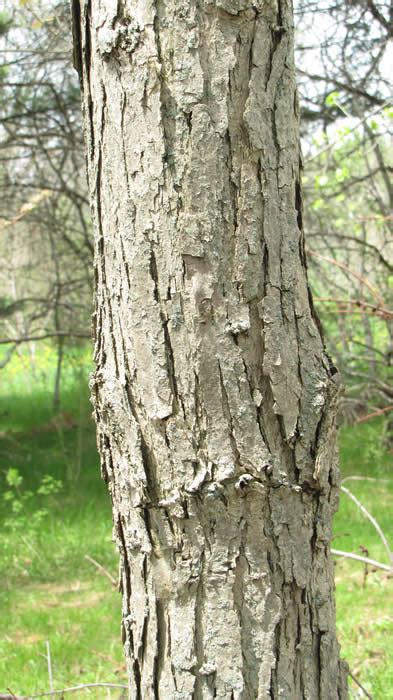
[74,0,348,697]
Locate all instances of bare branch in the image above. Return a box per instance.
[0,331,90,346]
[355,405,393,423]
[308,250,385,306]
[340,486,393,564]
[85,555,117,587]
[0,683,128,699]
[341,476,390,485]
[348,669,373,699]
[331,548,392,572]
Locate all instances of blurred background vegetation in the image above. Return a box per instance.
[0,0,391,697]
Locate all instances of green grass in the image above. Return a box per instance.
[0,347,391,697]
[0,347,125,696]
[334,421,393,698]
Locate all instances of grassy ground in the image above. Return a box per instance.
[0,347,391,698]
[0,348,125,697]
[334,423,392,698]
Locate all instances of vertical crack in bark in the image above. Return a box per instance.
[193,370,207,459]
[139,608,149,667]
[163,320,180,413]
[193,549,206,697]
[153,0,176,176]
[149,247,180,414]
[143,506,154,549]
[133,658,142,700]
[232,518,256,697]
[149,249,160,303]
[218,360,241,470]
[117,513,143,697]
[119,91,135,210]
[153,598,166,698]
[120,235,132,291]
[140,433,159,504]
[117,514,131,601]
[224,125,239,284]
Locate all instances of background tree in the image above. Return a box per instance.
[0,1,91,404]
[295,0,392,431]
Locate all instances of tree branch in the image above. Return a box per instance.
[0,331,90,346]
[0,683,128,699]
[331,549,392,572]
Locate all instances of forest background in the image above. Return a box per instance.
[0,0,391,697]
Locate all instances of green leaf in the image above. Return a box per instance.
[312,198,325,211]
[335,166,350,182]
[6,468,23,488]
[325,91,341,107]
[315,175,328,187]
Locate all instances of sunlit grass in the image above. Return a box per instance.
[0,345,124,695]
[0,345,391,697]
[334,421,392,698]
[1,580,126,697]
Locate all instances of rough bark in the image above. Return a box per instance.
[75,0,348,697]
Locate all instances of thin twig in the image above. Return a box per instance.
[348,669,373,699]
[0,683,128,699]
[0,331,90,346]
[341,476,390,485]
[308,250,385,305]
[356,405,393,423]
[304,102,389,164]
[340,486,393,564]
[314,297,393,320]
[331,548,392,572]
[46,641,53,693]
[84,554,117,587]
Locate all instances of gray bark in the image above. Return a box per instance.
[74,0,348,697]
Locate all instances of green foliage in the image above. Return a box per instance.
[325,91,341,107]
[2,467,62,565]
[0,297,25,318]
[0,11,12,36]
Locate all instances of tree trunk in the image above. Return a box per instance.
[75,0,348,696]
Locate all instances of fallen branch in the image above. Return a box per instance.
[340,486,393,565]
[331,548,392,572]
[85,554,117,587]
